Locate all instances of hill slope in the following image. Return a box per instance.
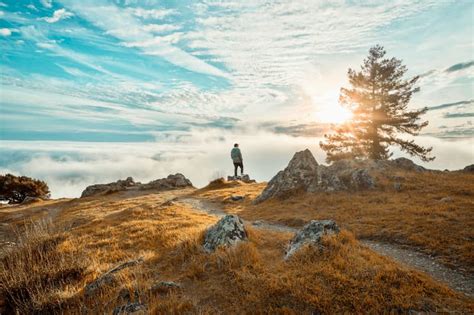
[0,171,473,313]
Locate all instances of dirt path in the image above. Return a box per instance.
[178,197,474,298]
[178,198,297,233]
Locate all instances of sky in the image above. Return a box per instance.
[0,0,473,197]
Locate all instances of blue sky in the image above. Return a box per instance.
[0,0,473,196]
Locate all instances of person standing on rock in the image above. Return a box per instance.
[231,143,244,177]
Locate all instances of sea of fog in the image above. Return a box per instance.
[1,132,473,198]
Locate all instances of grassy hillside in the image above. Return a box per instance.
[195,170,474,273]
[0,172,473,313]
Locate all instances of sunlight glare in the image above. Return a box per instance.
[316,102,353,124]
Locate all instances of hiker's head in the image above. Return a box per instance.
[234,143,239,148]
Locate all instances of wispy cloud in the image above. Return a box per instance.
[445,60,474,73]
[27,4,38,11]
[40,0,53,9]
[59,0,228,78]
[1,0,472,163]
[127,8,175,20]
[40,8,74,23]
[427,100,473,111]
[443,112,474,118]
[142,23,181,34]
[0,28,12,36]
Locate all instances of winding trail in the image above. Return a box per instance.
[178,197,474,298]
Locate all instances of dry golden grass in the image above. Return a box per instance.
[0,220,89,313]
[0,184,472,313]
[194,171,474,273]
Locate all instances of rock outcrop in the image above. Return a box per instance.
[81,177,136,198]
[203,215,247,252]
[285,220,340,259]
[255,150,375,203]
[81,174,192,198]
[138,173,192,190]
[463,164,474,172]
[391,157,426,172]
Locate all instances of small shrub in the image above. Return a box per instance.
[0,174,50,203]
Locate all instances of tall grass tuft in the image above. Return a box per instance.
[0,219,89,314]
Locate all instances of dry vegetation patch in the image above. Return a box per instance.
[194,171,474,273]
[1,185,472,313]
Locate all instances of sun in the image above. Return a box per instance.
[316,103,353,124]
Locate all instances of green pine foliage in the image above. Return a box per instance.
[320,45,434,163]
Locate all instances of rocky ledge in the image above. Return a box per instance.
[81,173,193,198]
[255,149,429,203]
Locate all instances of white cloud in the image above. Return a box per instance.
[41,8,74,23]
[36,42,56,49]
[128,8,175,19]
[27,4,38,11]
[40,0,53,8]
[124,32,182,47]
[0,28,11,36]
[142,23,180,33]
[59,0,228,78]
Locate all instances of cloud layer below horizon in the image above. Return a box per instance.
[1,134,473,198]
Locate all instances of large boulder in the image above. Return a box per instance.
[203,215,247,252]
[255,149,319,203]
[255,150,375,203]
[81,177,136,198]
[285,220,340,259]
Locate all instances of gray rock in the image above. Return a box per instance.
[113,302,147,315]
[203,215,247,252]
[139,173,192,190]
[81,174,193,198]
[85,257,144,297]
[81,177,136,198]
[255,149,318,203]
[391,157,426,172]
[350,169,375,189]
[255,149,376,203]
[227,174,256,183]
[463,164,474,172]
[285,220,340,259]
[230,195,244,201]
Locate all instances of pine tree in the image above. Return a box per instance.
[320,45,434,163]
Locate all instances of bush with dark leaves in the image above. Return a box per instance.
[0,174,50,203]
